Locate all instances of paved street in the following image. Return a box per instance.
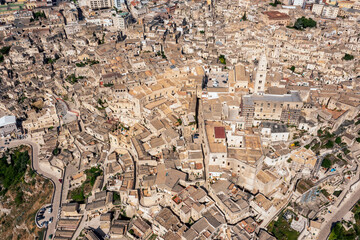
[317,170,360,239]
[0,139,63,240]
[36,205,54,228]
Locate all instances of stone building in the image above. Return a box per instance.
[241,92,303,128]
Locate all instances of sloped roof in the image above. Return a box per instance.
[0,115,16,127]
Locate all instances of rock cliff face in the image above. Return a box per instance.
[0,147,53,240]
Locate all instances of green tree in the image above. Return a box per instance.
[293,17,316,30]
[269,0,282,7]
[324,140,334,149]
[342,54,354,61]
[335,137,342,144]
[317,129,323,136]
[33,11,46,20]
[242,12,247,21]
[76,62,86,67]
[289,66,295,72]
[219,55,226,65]
[321,158,332,169]
[329,222,357,240]
[0,46,11,55]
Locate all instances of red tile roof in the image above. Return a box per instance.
[263,11,290,20]
[214,127,226,139]
[195,163,203,170]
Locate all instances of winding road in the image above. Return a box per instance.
[0,139,63,240]
[316,186,360,239]
[316,160,360,240]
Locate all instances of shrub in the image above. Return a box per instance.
[85,167,103,186]
[113,192,121,205]
[52,148,61,156]
[71,186,85,202]
[0,150,30,193]
[15,190,24,206]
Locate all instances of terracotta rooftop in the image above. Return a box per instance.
[214,127,226,139]
[263,11,290,20]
